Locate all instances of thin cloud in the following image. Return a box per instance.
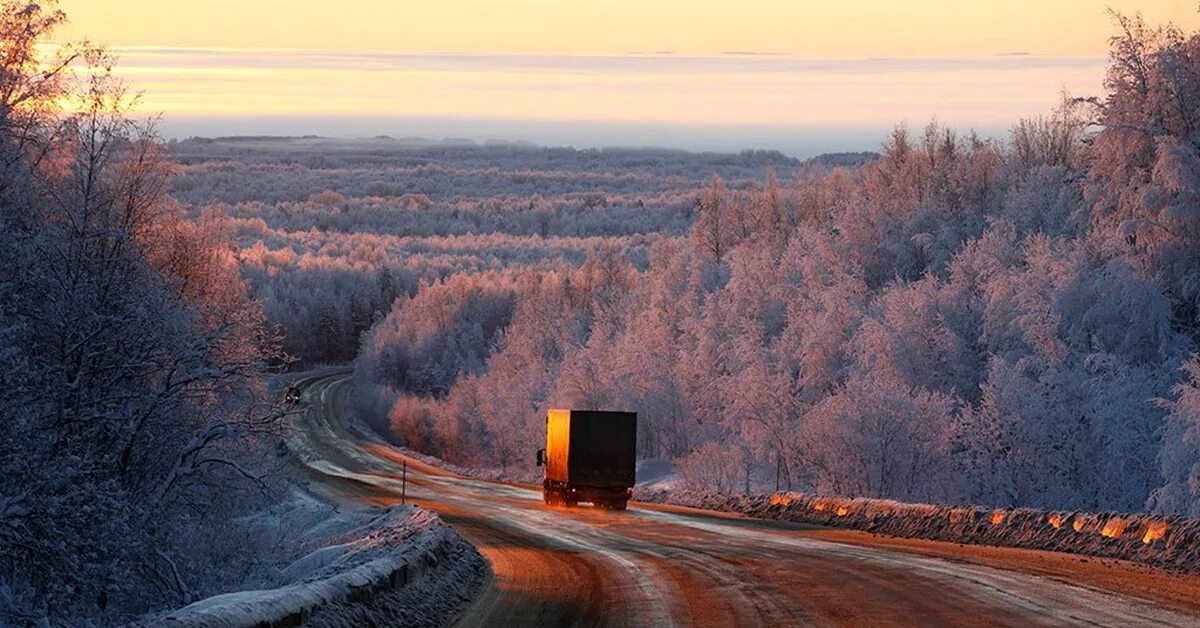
[107,46,1107,76]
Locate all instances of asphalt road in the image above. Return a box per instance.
[287,371,1200,627]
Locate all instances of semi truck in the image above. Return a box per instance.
[536,409,636,510]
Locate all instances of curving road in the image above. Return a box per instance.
[287,371,1200,627]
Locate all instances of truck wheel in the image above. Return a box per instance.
[612,500,628,511]
[543,490,558,506]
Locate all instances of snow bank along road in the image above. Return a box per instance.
[289,371,1200,627]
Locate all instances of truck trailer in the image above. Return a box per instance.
[536,409,636,510]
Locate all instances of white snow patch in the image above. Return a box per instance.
[152,500,485,627]
[636,457,681,491]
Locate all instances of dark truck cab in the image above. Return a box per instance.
[536,409,636,510]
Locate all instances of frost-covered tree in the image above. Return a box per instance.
[799,377,956,501]
[1153,357,1200,515]
[1087,12,1200,334]
[0,3,283,622]
[692,175,731,261]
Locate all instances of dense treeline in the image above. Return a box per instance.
[356,15,1200,516]
[0,3,285,623]
[167,137,805,206]
[206,190,696,238]
[184,138,814,364]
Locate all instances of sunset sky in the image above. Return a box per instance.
[54,1,1200,155]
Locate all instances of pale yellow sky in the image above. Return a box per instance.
[57,0,1199,56]
[48,1,1200,154]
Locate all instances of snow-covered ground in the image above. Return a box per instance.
[148,489,485,627]
[392,445,540,484]
[140,370,487,627]
[635,458,682,492]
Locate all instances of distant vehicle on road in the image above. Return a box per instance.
[536,409,636,510]
[284,385,301,404]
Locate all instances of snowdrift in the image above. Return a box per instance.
[636,488,1200,574]
[636,458,682,491]
[153,504,484,627]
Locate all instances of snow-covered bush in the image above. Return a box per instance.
[1153,358,1200,516]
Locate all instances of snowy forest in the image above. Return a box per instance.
[169,136,813,364]
[347,14,1200,518]
[8,1,1200,622]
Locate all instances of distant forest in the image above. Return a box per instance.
[173,136,826,363]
